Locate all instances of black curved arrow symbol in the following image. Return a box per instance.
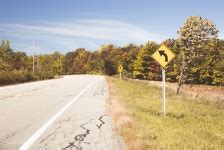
[159,50,168,62]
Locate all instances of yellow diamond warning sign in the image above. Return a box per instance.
[152,44,175,68]
[117,65,123,73]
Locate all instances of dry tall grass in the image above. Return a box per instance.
[106,78,144,150]
[127,78,224,108]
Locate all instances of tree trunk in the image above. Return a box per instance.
[176,53,186,94]
[176,72,183,94]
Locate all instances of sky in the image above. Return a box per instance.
[0,0,223,54]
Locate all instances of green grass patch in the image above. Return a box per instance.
[108,77,224,150]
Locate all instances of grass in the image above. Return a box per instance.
[140,80,224,107]
[107,77,224,150]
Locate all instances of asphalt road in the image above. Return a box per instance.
[0,75,125,150]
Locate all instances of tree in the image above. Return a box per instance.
[133,41,159,79]
[99,44,118,75]
[50,52,65,75]
[13,51,29,70]
[64,52,76,74]
[162,39,181,82]
[119,44,140,77]
[0,40,14,71]
[177,16,218,93]
[72,48,90,74]
[202,39,224,85]
[88,51,102,74]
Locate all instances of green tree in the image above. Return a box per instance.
[200,39,224,85]
[133,41,159,79]
[162,39,181,82]
[0,40,14,71]
[50,52,65,75]
[119,44,140,77]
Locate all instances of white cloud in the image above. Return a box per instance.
[0,19,166,54]
[0,19,163,43]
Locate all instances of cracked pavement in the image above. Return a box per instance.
[0,75,125,150]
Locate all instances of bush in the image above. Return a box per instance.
[0,70,54,85]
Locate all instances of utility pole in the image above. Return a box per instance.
[36,41,39,72]
[33,40,36,72]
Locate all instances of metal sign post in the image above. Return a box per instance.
[117,65,123,80]
[162,69,166,116]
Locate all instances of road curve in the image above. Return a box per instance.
[0,75,125,150]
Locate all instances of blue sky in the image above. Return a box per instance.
[0,0,223,54]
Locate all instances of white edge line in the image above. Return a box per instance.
[19,79,96,150]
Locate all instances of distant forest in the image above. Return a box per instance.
[0,16,223,86]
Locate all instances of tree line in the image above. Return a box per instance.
[0,16,223,87]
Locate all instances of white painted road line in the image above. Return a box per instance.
[19,79,96,150]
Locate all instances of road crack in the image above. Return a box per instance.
[93,82,106,96]
[96,115,107,129]
[39,117,72,148]
[62,115,107,150]
[62,119,93,150]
